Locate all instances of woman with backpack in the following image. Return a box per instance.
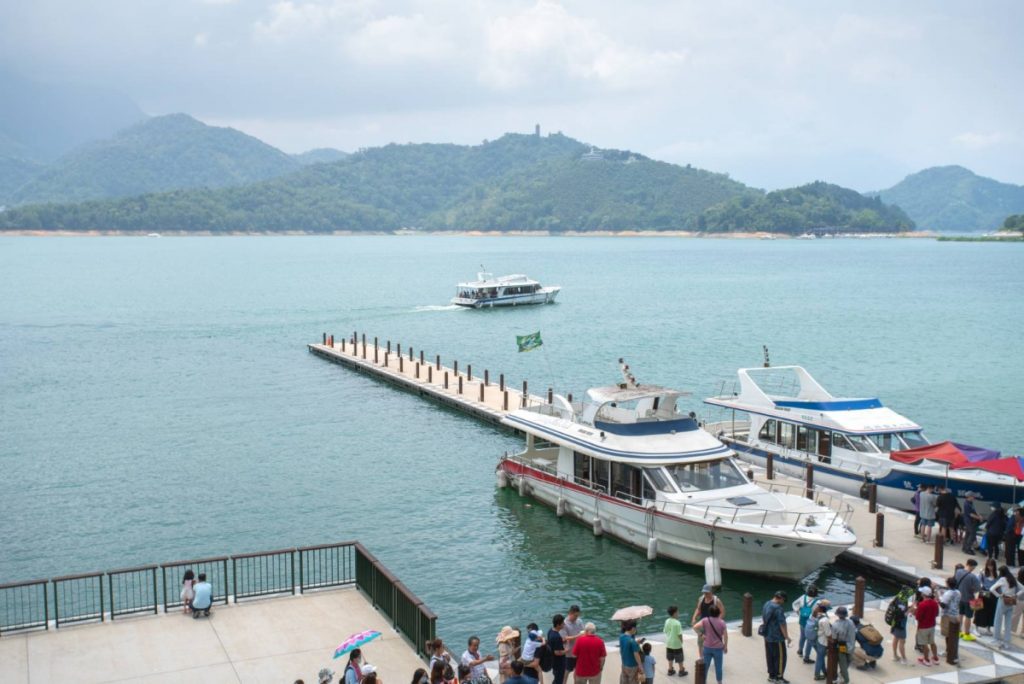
[792,584,820,663]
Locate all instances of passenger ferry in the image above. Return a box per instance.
[497,361,856,579]
[451,272,560,308]
[704,365,1014,512]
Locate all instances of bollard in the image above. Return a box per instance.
[874,512,884,547]
[933,533,944,569]
[342,339,346,352]
[503,390,509,411]
[435,354,440,371]
[479,383,485,402]
[547,388,553,404]
[945,615,959,664]
[523,380,528,397]
[500,373,505,391]
[458,376,463,394]
[693,658,706,684]
[741,593,753,636]
[484,370,489,386]
[805,462,814,499]
[868,483,878,513]
[399,357,404,372]
[374,345,378,363]
[387,340,392,353]
[415,362,420,379]
[853,576,865,618]
[468,364,472,381]
[384,351,389,367]
[454,360,459,376]
[444,371,449,389]
[420,350,424,365]
[397,343,402,357]
[409,346,413,362]
[766,452,774,480]
[322,332,327,344]
[826,638,838,683]
[428,366,433,383]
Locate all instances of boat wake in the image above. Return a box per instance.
[413,304,461,312]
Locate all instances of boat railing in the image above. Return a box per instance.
[703,419,752,439]
[660,494,854,535]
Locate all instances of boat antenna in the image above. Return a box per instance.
[762,345,771,368]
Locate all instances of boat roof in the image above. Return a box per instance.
[705,365,920,434]
[457,273,539,287]
[585,384,689,404]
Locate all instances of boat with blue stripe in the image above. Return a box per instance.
[703,365,1016,512]
[451,271,560,308]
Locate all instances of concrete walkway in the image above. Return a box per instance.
[0,588,423,684]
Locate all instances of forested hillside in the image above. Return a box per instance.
[877,166,1024,231]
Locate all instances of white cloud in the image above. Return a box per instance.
[952,131,1006,150]
[252,0,373,42]
[193,33,209,47]
[346,14,456,65]
[479,1,686,91]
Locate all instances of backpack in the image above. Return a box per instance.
[798,597,818,626]
[537,642,553,672]
[884,587,915,627]
[858,623,884,646]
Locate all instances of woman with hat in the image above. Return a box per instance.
[692,583,725,656]
[495,626,520,683]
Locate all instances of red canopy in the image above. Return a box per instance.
[890,441,969,466]
[952,456,1024,482]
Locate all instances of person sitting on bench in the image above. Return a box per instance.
[192,573,213,618]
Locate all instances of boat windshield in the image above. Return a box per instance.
[664,459,747,493]
[898,431,929,448]
[833,432,879,453]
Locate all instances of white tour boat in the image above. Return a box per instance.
[704,365,1014,512]
[497,361,855,579]
[451,272,560,308]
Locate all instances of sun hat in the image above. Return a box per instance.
[496,626,520,643]
[361,665,377,675]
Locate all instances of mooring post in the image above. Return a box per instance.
[322,332,327,344]
[547,388,553,404]
[384,351,389,367]
[479,383,484,402]
[435,354,440,371]
[868,483,878,513]
[399,357,404,372]
[458,376,463,395]
[826,638,838,683]
[766,452,774,480]
[428,366,433,383]
[805,462,814,499]
[341,339,346,352]
[397,343,402,357]
[484,370,489,386]
[387,340,392,353]
[444,371,449,389]
[945,619,959,664]
[420,350,424,365]
[741,593,752,636]
[361,333,365,349]
[415,362,420,379]
[933,533,944,569]
[353,330,357,345]
[853,576,865,618]
[693,659,706,684]
[567,393,573,403]
[503,390,509,411]
[500,373,505,391]
[874,512,884,547]
[454,360,459,376]
[374,345,378,363]
[467,364,472,381]
[409,346,413,362]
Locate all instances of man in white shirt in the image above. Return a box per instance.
[560,605,584,673]
[461,636,495,682]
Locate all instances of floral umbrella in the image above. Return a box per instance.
[333,629,382,659]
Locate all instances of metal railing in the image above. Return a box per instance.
[233,548,295,602]
[0,579,48,635]
[0,541,436,651]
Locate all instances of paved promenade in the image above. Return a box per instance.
[0,588,423,684]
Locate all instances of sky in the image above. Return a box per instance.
[0,0,1021,191]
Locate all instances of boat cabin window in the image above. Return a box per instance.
[778,422,795,448]
[645,468,675,493]
[759,420,777,442]
[817,430,831,463]
[573,451,593,487]
[832,432,879,454]
[665,459,747,493]
[899,431,929,449]
[868,433,900,452]
[611,462,645,503]
[593,459,610,493]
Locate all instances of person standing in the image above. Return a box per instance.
[912,484,923,536]
[761,590,791,684]
[985,503,1007,560]
[962,493,982,554]
[461,636,495,684]
[617,620,643,684]
[342,649,364,684]
[936,487,960,544]
[180,569,196,614]
[956,559,981,640]
[888,595,908,666]
[830,606,856,683]
[791,584,820,664]
[663,605,688,677]
[990,565,1021,649]
[914,587,940,666]
[694,604,727,684]
[919,485,938,544]
[560,606,584,676]
[639,643,656,684]
[496,627,520,684]
[548,615,567,684]
[1009,509,1024,567]
[692,585,725,656]
[976,558,999,635]
[571,623,606,684]
[939,576,961,663]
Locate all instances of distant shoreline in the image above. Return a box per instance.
[0,229,938,239]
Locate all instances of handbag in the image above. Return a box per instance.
[757,623,767,636]
[969,597,985,610]
[1002,593,1018,606]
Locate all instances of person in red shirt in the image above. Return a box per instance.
[571,622,606,684]
[914,586,940,666]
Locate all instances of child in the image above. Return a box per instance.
[180,569,195,614]
[640,642,656,684]
[890,594,909,664]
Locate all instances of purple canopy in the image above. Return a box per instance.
[957,442,1002,462]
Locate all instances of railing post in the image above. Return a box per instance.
[874,512,884,547]
[232,558,238,604]
[933,533,944,569]
[53,582,59,627]
[299,550,305,593]
[108,573,114,620]
[99,574,105,622]
[161,566,168,613]
[291,550,296,595]
[868,483,878,513]
[853,576,865,619]
[741,592,753,636]
[44,581,49,630]
[766,452,774,480]
[805,462,814,499]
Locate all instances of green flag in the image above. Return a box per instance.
[516,331,543,353]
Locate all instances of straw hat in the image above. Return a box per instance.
[496,626,520,643]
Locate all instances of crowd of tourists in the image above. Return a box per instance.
[912,486,1024,564]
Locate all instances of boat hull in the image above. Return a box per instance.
[452,289,559,308]
[726,440,1021,513]
[500,460,850,579]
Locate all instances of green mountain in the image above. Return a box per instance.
[8,114,301,206]
[0,133,755,233]
[699,181,915,233]
[876,166,1024,232]
[293,148,349,165]
[1004,214,1024,232]
[0,156,44,205]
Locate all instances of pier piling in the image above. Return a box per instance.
[341,339,346,352]
[435,355,440,371]
[826,638,838,683]
[874,512,884,547]
[693,659,706,684]
[384,351,389,367]
[458,376,463,395]
[805,463,814,499]
[454,361,458,376]
[503,390,509,411]
[468,365,472,381]
[399,357,404,372]
[409,346,413,362]
[322,333,326,344]
[388,340,392,353]
[479,383,484,402]
[853,577,865,618]
[444,372,449,389]
[868,484,878,513]
[428,366,433,383]
[500,374,505,391]
[741,593,752,636]
[420,350,424,365]
[766,453,774,480]
[933,534,944,569]
[415,362,420,379]
[484,370,489,386]
[397,343,402,357]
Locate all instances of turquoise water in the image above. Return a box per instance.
[1,236,1021,642]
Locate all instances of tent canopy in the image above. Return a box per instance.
[952,456,1024,482]
[890,440,1001,466]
